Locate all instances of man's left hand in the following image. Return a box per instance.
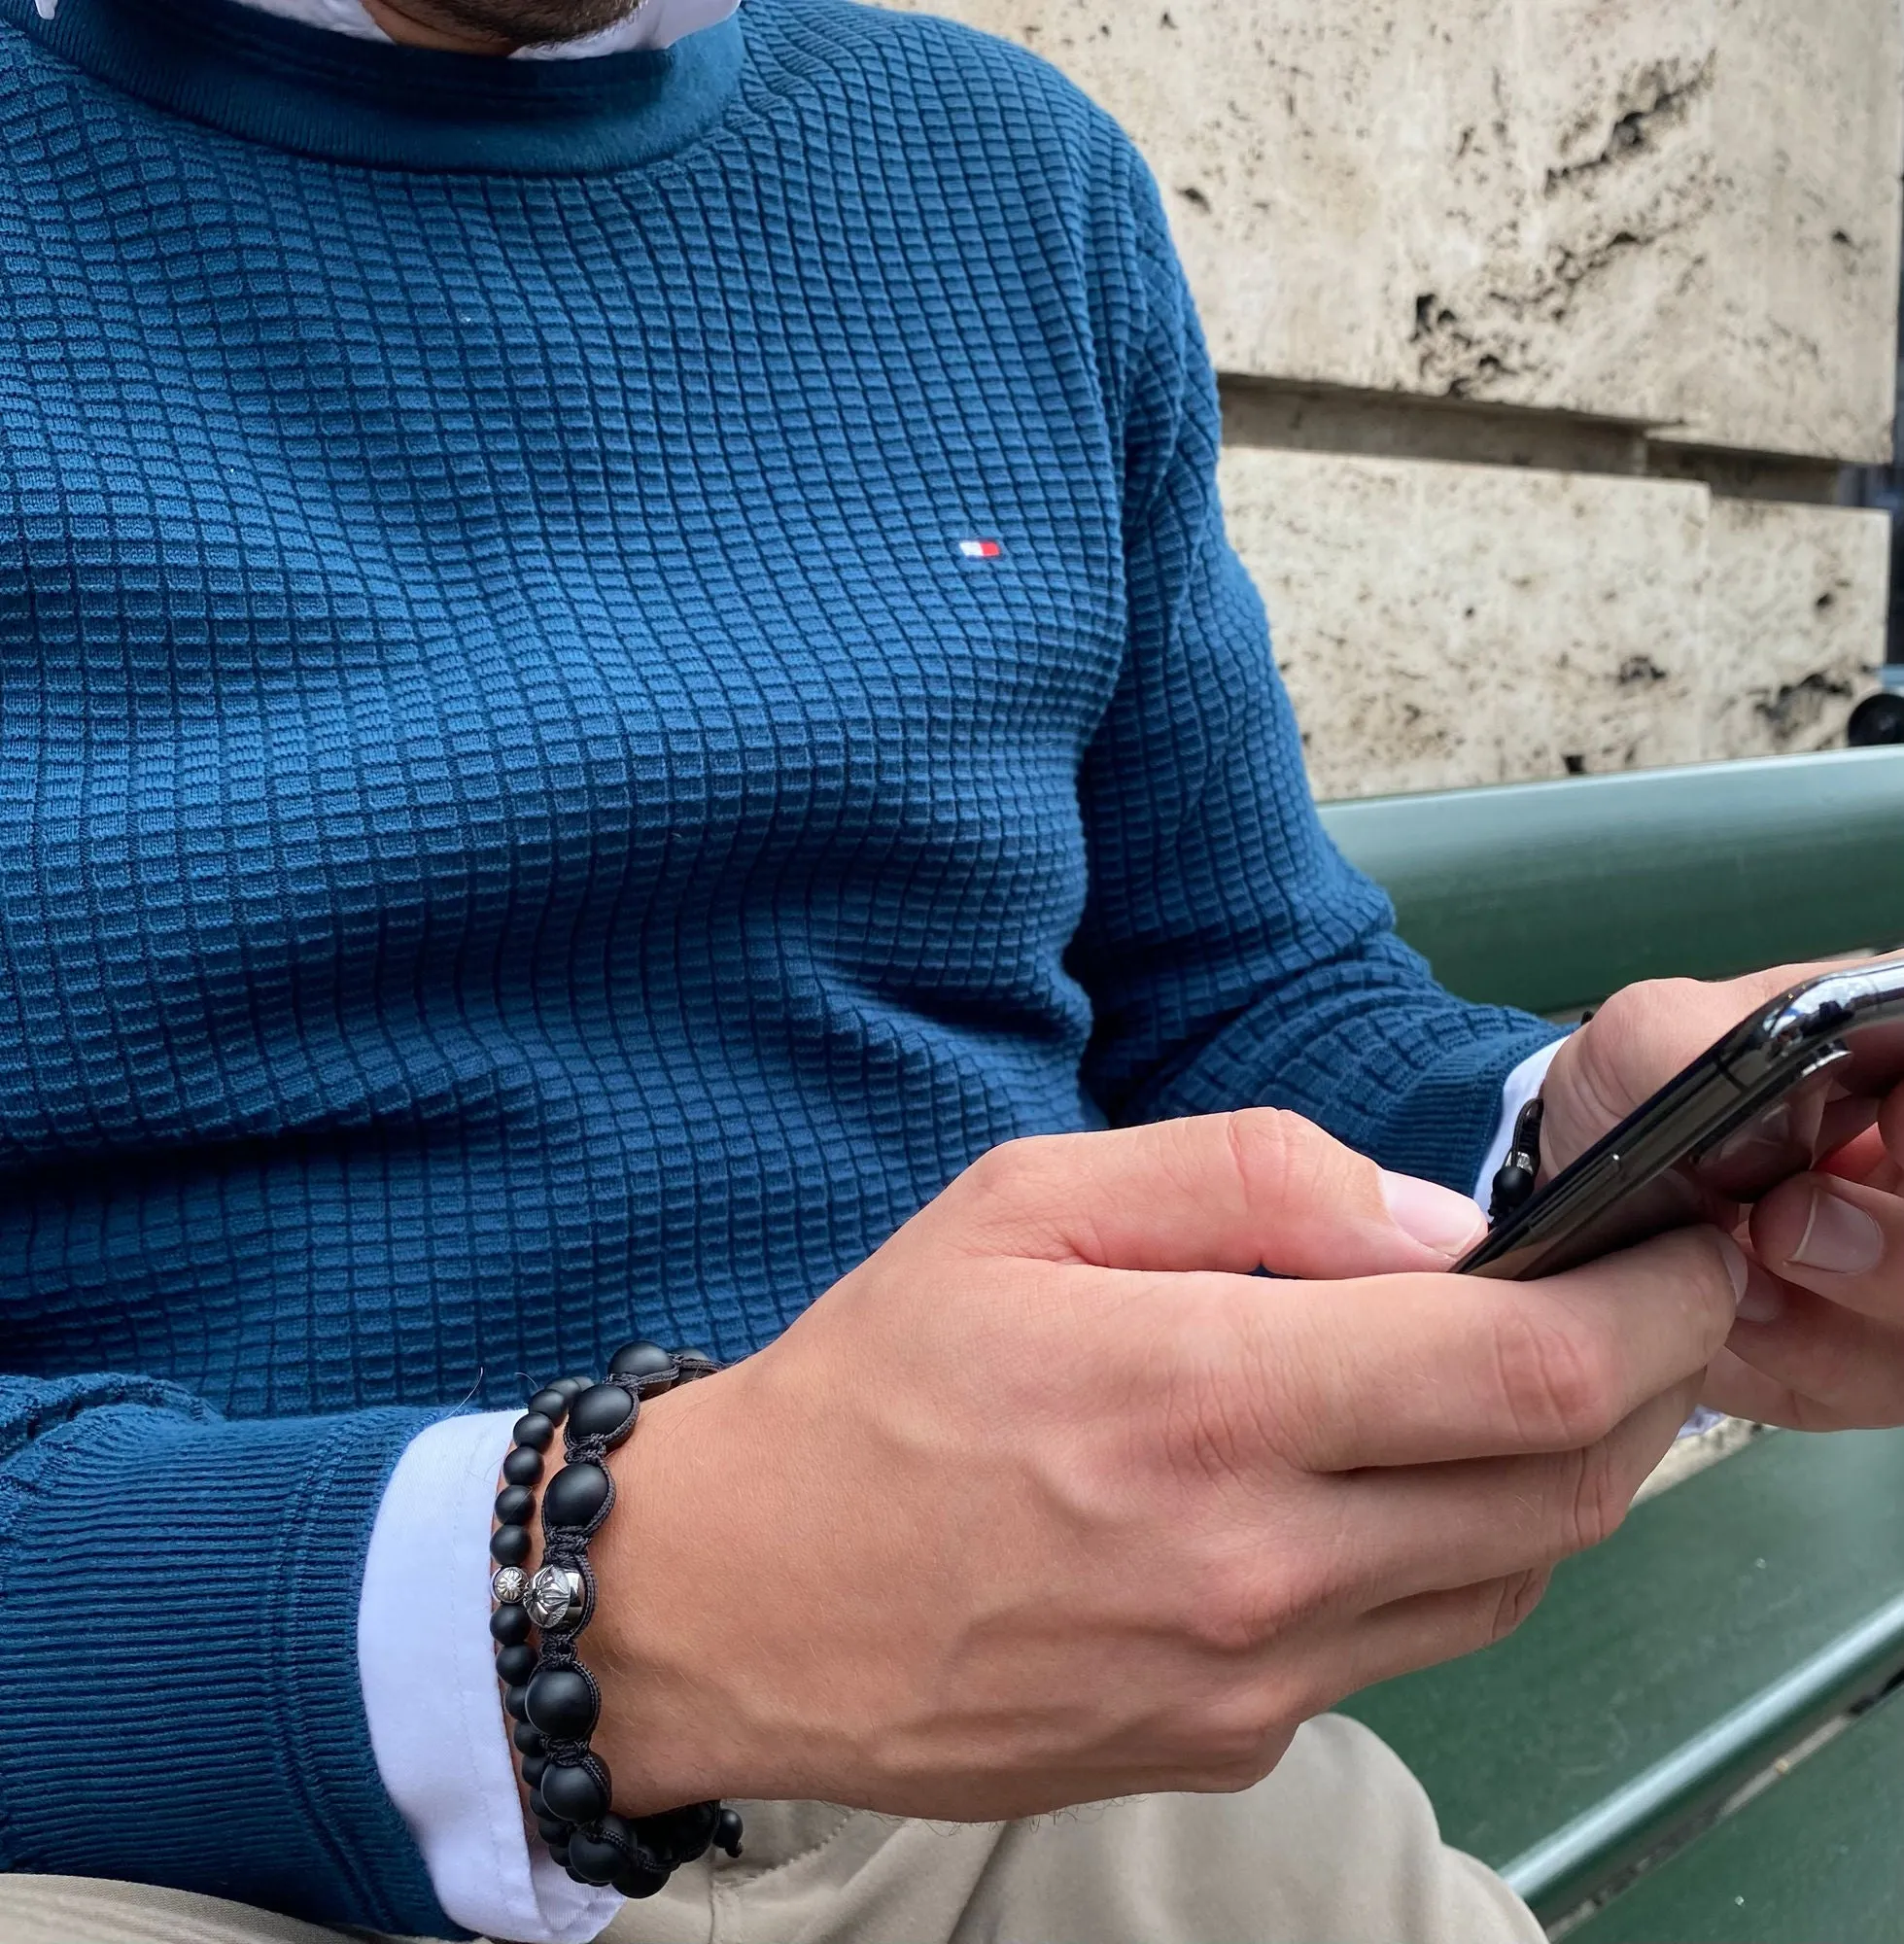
[1541,962,1904,1432]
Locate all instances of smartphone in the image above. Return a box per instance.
[1460,958,1904,1281]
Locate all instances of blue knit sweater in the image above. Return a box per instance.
[0,0,1558,1928]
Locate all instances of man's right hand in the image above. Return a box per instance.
[587,1111,1746,1822]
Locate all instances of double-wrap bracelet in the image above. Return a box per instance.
[489,1340,744,1897]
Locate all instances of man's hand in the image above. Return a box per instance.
[1541,962,1904,1430]
[584,1110,1742,1823]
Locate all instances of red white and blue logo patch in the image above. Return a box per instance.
[958,538,1004,560]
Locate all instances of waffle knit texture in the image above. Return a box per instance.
[0,0,1561,1929]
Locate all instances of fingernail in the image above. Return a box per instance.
[1736,1268,1787,1326]
[1786,1188,1884,1276]
[1716,1232,1788,1324]
[1379,1171,1488,1254]
[1714,1233,1751,1306]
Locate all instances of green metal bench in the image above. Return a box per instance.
[1322,745,1904,1017]
[1317,747,1904,1940]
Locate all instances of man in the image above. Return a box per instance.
[0,0,1898,1937]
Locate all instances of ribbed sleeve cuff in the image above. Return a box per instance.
[0,1397,456,1936]
[1378,1016,1570,1192]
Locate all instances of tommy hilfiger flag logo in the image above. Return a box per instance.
[958,538,1004,560]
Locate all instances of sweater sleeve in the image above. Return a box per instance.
[0,1372,458,1935]
[1068,158,1563,1191]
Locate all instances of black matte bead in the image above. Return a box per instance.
[502,1444,544,1488]
[490,1523,531,1567]
[490,1601,532,1647]
[526,1665,599,1740]
[490,1601,532,1646]
[512,1722,545,1757]
[567,1814,633,1886]
[550,1374,591,1402]
[537,1814,573,1845]
[542,1461,611,1531]
[519,1753,548,1789]
[494,1484,536,1528]
[608,1340,674,1380]
[613,1858,672,1899]
[527,1788,549,1821]
[503,1684,530,1721]
[528,1387,570,1421]
[677,1348,714,1371]
[540,1760,607,1824]
[495,1642,537,1684]
[714,1807,744,1857]
[566,1828,623,1887]
[547,1840,570,1870]
[1493,1161,1535,1206]
[567,1383,636,1441]
[513,1411,557,1452]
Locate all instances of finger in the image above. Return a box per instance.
[953,1109,1486,1277]
[1543,963,1843,1170]
[1821,1124,1894,1187]
[1326,1568,1554,1701]
[1309,1381,1696,1608]
[1252,1227,1743,1472]
[1698,1345,1852,1431]
[1749,1172,1904,1323]
[1710,1286,1904,1429]
[1885,1082,1904,1172]
[1541,959,1869,1175]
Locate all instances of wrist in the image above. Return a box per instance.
[491,1352,752,1897]
[585,1372,764,1816]
[1529,1027,1602,1176]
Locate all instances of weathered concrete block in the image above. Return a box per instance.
[1703,498,1890,757]
[1217,448,1886,800]
[1658,0,1904,462]
[887,0,1902,460]
[1219,448,1715,797]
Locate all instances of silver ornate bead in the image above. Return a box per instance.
[526,1563,585,1631]
[491,1566,530,1608]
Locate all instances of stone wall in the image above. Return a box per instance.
[881,0,1904,799]
[1223,450,1891,798]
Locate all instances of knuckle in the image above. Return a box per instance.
[954,1134,1066,1224]
[962,1135,1039,1196]
[1600,977,1701,1038]
[1557,1439,1630,1556]
[1194,1752,1286,1796]
[1180,1589,1254,1660]
[1223,1108,1342,1213]
[1487,1568,1551,1647]
[1566,980,1698,1131]
[1177,1550,1322,1658]
[1224,1107,1303,1180]
[1490,1302,1622,1450]
[1177,1684,1304,1785]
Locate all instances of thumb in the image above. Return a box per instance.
[949,1109,1487,1277]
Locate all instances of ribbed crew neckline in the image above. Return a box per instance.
[0,0,747,172]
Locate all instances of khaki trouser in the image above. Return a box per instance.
[0,1717,1542,1944]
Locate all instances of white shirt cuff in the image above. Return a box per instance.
[358,1411,623,1944]
[1472,1040,1567,1207]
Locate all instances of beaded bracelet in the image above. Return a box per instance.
[489,1341,743,1897]
[1488,1095,1546,1225]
